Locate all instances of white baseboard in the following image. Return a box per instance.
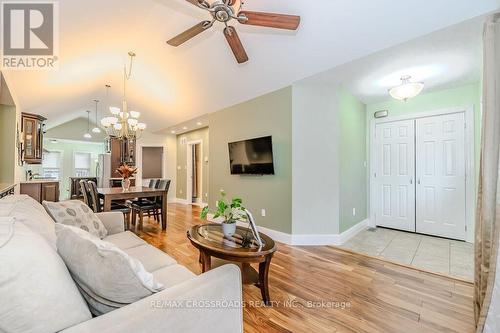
[338,219,369,244]
[174,198,189,205]
[174,198,208,207]
[206,213,368,246]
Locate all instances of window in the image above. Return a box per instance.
[42,151,61,179]
[74,152,91,177]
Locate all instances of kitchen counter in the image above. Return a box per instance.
[0,183,16,198]
[20,179,59,184]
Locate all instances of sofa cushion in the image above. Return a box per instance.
[55,224,164,315]
[124,244,177,272]
[44,200,108,239]
[152,264,197,288]
[0,195,56,249]
[104,231,145,249]
[0,217,92,333]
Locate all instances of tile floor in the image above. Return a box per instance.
[340,227,474,281]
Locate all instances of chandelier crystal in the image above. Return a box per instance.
[100,52,146,140]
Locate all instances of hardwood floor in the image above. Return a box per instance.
[135,203,475,333]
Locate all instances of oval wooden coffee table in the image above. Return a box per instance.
[187,223,277,305]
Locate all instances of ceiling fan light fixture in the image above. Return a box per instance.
[389,75,424,101]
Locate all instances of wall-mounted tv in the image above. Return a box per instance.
[228,136,275,175]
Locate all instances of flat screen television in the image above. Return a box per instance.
[228,136,275,175]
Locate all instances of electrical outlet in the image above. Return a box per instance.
[261,209,266,217]
[352,208,356,216]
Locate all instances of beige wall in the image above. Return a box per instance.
[208,87,293,234]
[176,127,209,203]
[0,105,16,182]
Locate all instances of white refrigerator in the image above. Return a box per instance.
[96,154,111,188]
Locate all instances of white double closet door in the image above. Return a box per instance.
[374,112,466,240]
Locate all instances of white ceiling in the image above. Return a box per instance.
[302,16,485,104]
[3,0,499,131]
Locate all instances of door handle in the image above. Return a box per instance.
[417,179,421,185]
[410,179,413,184]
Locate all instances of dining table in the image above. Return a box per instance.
[97,186,169,230]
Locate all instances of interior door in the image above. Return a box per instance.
[374,120,416,232]
[415,113,466,240]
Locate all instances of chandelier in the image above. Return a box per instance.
[100,52,146,140]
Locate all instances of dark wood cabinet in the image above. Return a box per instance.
[20,181,59,203]
[110,138,136,178]
[21,113,46,164]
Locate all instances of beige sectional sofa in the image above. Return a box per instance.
[0,195,243,333]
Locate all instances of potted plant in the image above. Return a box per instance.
[201,190,247,237]
[116,164,137,191]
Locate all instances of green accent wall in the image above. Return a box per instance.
[338,88,368,233]
[46,118,107,143]
[0,105,16,182]
[176,127,209,202]
[208,87,293,234]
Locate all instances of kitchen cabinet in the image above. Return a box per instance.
[20,181,59,203]
[109,138,136,178]
[21,113,46,164]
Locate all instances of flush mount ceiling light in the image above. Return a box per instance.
[389,75,424,101]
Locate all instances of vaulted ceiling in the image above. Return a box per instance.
[3,0,499,132]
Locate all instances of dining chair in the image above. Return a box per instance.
[130,179,171,230]
[87,181,132,229]
[79,180,91,206]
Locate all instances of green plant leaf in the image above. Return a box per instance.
[200,206,209,219]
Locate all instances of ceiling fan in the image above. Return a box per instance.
[167,0,301,64]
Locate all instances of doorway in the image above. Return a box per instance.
[186,140,202,205]
[370,108,474,242]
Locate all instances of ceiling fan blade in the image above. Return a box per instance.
[167,21,213,47]
[238,11,300,30]
[224,26,248,64]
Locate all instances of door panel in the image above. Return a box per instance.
[416,113,466,240]
[374,120,416,231]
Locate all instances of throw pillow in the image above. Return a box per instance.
[43,200,108,239]
[1,195,57,249]
[55,224,164,315]
[0,219,91,332]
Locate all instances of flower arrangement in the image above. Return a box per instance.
[116,164,137,191]
[115,164,137,179]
